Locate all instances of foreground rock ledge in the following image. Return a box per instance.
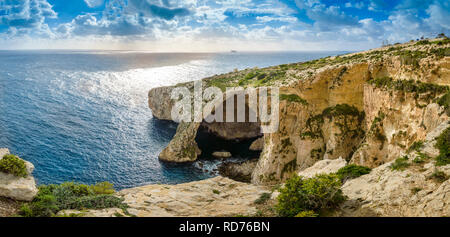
[0,148,38,202]
[60,177,270,217]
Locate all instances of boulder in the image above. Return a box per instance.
[298,157,347,178]
[249,137,264,151]
[159,123,202,163]
[219,159,258,183]
[0,148,38,201]
[148,86,175,121]
[212,151,232,159]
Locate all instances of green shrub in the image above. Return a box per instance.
[280,94,308,105]
[276,174,346,217]
[295,210,319,217]
[390,156,410,171]
[254,193,271,205]
[0,154,28,178]
[63,195,125,210]
[411,187,422,195]
[19,181,126,217]
[408,141,424,152]
[19,204,34,217]
[415,40,430,45]
[368,78,448,99]
[212,189,220,195]
[90,182,115,195]
[413,152,430,164]
[435,127,450,166]
[428,170,449,183]
[336,165,372,181]
[413,157,425,164]
[437,92,450,116]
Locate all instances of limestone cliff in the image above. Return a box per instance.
[340,121,450,217]
[149,38,450,185]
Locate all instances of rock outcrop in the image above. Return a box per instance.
[0,149,38,201]
[249,137,264,151]
[341,162,450,217]
[341,121,450,217]
[219,159,258,183]
[297,157,347,178]
[212,151,232,159]
[148,86,175,121]
[159,122,202,163]
[59,176,270,217]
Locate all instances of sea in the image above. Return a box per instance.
[0,50,345,189]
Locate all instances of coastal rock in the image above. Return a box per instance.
[202,122,262,141]
[0,149,8,157]
[159,122,202,163]
[60,176,270,217]
[219,159,258,183]
[0,149,38,202]
[340,122,450,217]
[350,84,448,168]
[341,162,450,217]
[149,84,262,162]
[249,137,264,151]
[212,151,232,159]
[298,158,347,178]
[148,86,175,120]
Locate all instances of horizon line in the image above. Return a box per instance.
[0,49,354,53]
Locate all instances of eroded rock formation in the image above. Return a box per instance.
[149,39,450,185]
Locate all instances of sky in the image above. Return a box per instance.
[0,0,449,51]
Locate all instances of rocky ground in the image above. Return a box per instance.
[0,197,20,217]
[59,176,271,217]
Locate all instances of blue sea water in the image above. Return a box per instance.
[0,50,344,189]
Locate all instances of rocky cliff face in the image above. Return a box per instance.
[340,121,450,217]
[149,38,450,185]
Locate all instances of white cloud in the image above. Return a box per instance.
[84,0,104,8]
[425,1,450,31]
[345,1,365,9]
[1,0,450,51]
[0,0,57,28]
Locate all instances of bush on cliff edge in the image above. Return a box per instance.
[336,165,372,182]
[276,174,346,217]
[435,127,450,166]
[0,154,28,178]
[19,182,127,217]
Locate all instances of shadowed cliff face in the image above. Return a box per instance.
[150,89,263,163]
[149,38,450,185]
